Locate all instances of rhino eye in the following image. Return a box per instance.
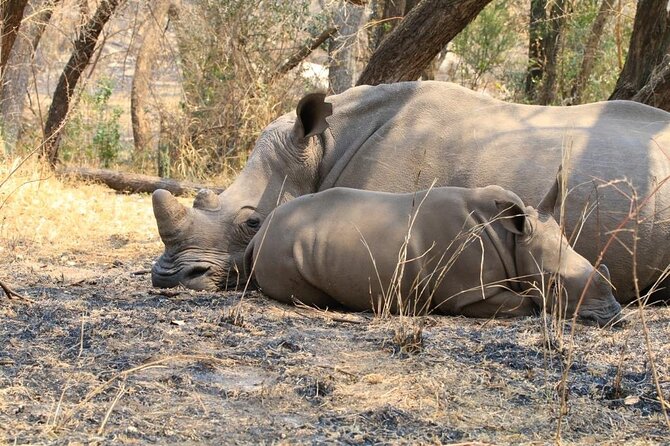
[246,217,261,230]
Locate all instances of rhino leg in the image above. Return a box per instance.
[457,291,537,319]
[254,259,340,310]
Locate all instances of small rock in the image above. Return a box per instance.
[624,395,640,405]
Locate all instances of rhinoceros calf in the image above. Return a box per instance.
[151,81,670,303]
[245,184,622,326]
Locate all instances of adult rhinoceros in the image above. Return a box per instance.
[151,81,670,304]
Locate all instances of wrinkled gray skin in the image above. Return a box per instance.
[152,81,670,303]
[245,183,621,326]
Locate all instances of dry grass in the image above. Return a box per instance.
[0,157,173,262]
[1,161,669,444]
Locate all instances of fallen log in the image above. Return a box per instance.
[58,167,224,196]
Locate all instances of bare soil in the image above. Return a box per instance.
[1,172,669,445]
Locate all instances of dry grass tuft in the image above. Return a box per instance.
[389,317,425,356]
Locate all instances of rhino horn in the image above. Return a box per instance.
[537,166,563,214]
[193,188,221,211]
[153,189,190,240]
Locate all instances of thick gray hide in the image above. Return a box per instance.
[246,186,621,325]
[152,81,670,303]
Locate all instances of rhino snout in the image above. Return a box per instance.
[152,262,216,291]
[578,299,622,327]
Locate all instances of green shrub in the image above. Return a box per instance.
[61,78,125,167]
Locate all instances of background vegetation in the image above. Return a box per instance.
[0,0,654,184]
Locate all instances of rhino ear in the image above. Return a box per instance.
[537,166,563,214]
[495,200,527,235]
[294,92,332,139]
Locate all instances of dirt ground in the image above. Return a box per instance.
[1,168,670,445]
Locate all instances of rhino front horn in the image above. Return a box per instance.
[193,188,221,211]
[152,189,189,239]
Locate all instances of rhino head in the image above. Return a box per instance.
[151,93,333,290]
[496,174,622,326]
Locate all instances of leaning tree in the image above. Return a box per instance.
[41,0,125,167]
[357,0,493,86]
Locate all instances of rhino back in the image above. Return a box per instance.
[320,82,670,301]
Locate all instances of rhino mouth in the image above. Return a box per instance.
[578,300,623,327]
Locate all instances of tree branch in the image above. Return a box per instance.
[273,26,337,79]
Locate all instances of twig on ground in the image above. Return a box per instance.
[130,269,152,276]
[0,279,34,304]
[148,289,182,297]
[294,302,368,325]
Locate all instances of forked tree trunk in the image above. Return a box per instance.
[328,1,365,94]
[41,0,124,167]
[571,0,614,104]
[538,0,571,105]
[524,0,546,98]
[357,0,493,86]
[609,0,670,101]
[131,0,171,158]
[1,0,60,153]
[0,0,29,75]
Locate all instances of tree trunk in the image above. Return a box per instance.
[131,0,170,161]
[1,0,59,153]
[357,0,493,86]
[524,0,546,99]
[538,0,571,105]
[631,56,670,111]
[41,0,124,167]
[58,166,224,196]
[609,0,670,101]
[328,1,365,94]
[0,0,29,75]
[570,0,614,104]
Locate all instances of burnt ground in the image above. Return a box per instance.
[1,251,669,445]
[0,173,668,445]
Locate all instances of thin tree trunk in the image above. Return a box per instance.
[570,0,614,104]
[131,0,170,160]
[524,0,546,99]
[41,0,124,167]
[0,0,29,75]
[538,0,571,105]
[328,1,365,94]
[609,0,670,101]
[371,0,406,51]
[1,0,60,153]
[357,0,493,86]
